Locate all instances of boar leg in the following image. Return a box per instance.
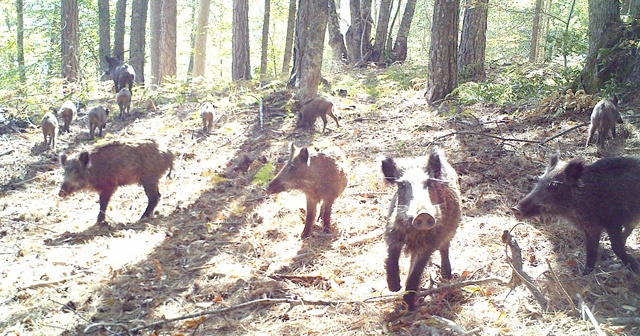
[404,252,432,311]
[320,114,328,133]
[607,227,640,272]
[321,200,334,233]
[386,241,403,292]
[142,183,161,219]
[583,227,603,274]
[301,197,319,239]
[585,125,596,147]
[327,108,339,128]
[97,187,116,223]
[439,242,453,279]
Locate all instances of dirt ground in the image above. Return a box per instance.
[1,68,640,335]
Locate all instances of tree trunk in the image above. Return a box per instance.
[193,0,211,78]
[188,0,197,76]
[386,0,401,52]
[149,0,162,85]
[129,0,148,84]
[61,0,79,82]
[16,0,26,84]
[425,0,459,104]
[577,0,621,93]
[372,0,392,63]
[260,0,270,76]
[327,0,347,64]
[293,0,328,101]
[160,0,177,82]
[232,0,251,80]
[113,0,127,60]
[345,0,362,64]
[458,0,488,82]
[630,0,640,19]
[529,0,542,63]
[392,0,417,62]
[281,0,296,75]
[98,0,111,72]
[360,0,373,59]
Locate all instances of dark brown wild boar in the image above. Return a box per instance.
[297,97,340,133]
[41,112,59,149]
[116,88,132,120]
[58,139,174,224]
[586,95,623,149]
[266,144,348,239]
[200,102,215,133]
[381,148,461,311]
[58,100,77,134]
[88,106,109,139]
[513,155,640,274]
[105,55,136,93]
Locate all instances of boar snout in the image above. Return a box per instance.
[412,212,436,230]
[59,189,69,197]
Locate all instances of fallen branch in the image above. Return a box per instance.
[18,273,86,290]
[432,315,470,335]
[418,276,508,297]
[337,228,385,247]
[545,258,577,313]
[540,122,588,145]
[0,149,14,157]
[577,294,605,336]
[502,228,549,311]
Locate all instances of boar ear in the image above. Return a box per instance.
[60,154,68,166]
[564,158,585,182]
[427,149,443,179]
[298,148,310,166]
[381,157,400,183]
[547,154,560,170]
[78,152,90,167]
[612,94,619,106]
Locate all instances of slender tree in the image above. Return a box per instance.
[392,0,417,62]
[193,0,211,78]
[129,0,148,83]
[149,0,162,84]
[160,0,177,82]
[425,0,460,104]
[345,0,362,63]
[386,0,402,52]
[113,0,127,60]
[458,0,488,82]
[16,0,26,84]
[292,0,328,100]
[327,0,347,64]
[98,0,111,71]
[260,0,270,76]
[372,0,392,62]
[529,0,543,63]
[232,0,251,80]
[282,0,296,75]
[61,0,79,82]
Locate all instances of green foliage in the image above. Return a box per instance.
[252,162,275,187]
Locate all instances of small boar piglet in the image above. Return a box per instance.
[58,100,77,134]
[200,102,215,133]
[297,97,340,133]
[88,106,109,139]
[59,139,174,224]
[586,95,623,149]
[381,148,461,311]
[267,143,348,239]
[116,88,132,121]
[513,155,640,274]
[41,112,59,148]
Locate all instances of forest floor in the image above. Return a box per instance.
[1,64,640,335]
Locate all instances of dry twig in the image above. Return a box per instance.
[545,258,578,312]
[577,294,605,336]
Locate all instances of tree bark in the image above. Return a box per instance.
[113,0,127,60]
[577,0,621,93]
[458,0,488,82]
[159,0,177,82]
[327,0,347,64]
[193,0,211,78]
[232,0,251,80]
[293,0,328,101]
[392,0,417,62]
[372,0,392,63]
[61,0,79,82]
[260,0,270,76]
[425,0,459,104]
[98,0,111,72]
[386,0,401,52]
[630,0,640,19]
[282,0,296,75]
[345,0,362,64]
[149,0,162,85]
[529,0,543,63]
[129,0,148,84]
[16,0,25,83]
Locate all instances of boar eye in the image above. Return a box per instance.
[547,180,562,189]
